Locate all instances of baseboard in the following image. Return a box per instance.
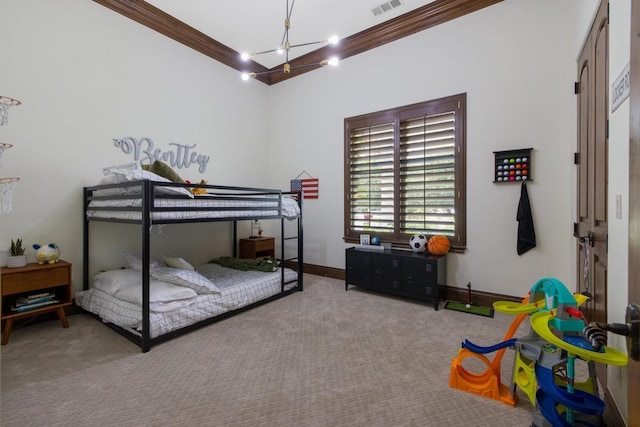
[445,286,522,307]
[300,264,522,305]
[286,261,345,280]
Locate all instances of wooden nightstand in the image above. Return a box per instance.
[239,237,275,259]
[1,260,72,345]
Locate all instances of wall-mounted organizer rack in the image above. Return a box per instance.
[0,96,21,213]
[493,148,532,183]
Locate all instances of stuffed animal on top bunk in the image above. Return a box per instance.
[185,179,208,195]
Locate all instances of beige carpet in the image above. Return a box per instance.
[1,275,539,426]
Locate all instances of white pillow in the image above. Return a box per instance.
[124,252,165,272]
[98,168,194,198]
[162,256,195,271]
[103,162,139,176]
[93,269,198,306]
[150,267,221,294]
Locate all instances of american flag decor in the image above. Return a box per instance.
[290,178,319,199]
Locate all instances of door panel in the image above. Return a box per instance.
[576,1,608,328]
[628,0,640,423]
[595,26,608,224]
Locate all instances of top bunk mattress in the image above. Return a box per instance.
[85,177,301,221]
[86,195,301,221]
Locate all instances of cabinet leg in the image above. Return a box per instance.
[2,318,13,345]
[57,307,69,328]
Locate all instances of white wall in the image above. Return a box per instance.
[268,0,598,298]
[0,0,270,278]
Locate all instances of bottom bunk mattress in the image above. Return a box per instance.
[75,263,299,339]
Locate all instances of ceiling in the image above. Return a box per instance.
[93,0,504,84]
[144,0,437,69]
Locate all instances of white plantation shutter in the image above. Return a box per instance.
[348,122,395,234]
[399,112,456,237]
[345,94,466,248]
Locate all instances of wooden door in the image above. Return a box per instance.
[576,1,609,329]
[628,1,640,424]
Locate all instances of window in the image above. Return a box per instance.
[344,93,466,249]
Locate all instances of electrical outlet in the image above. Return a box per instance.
[616,194,622,219]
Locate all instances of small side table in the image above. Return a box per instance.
[239,237,275,259]
[1,260,72,345]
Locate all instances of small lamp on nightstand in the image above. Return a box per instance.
[250,220,262,238]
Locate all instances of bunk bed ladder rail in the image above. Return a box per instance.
[83,187,90,290]
[296,191,303,290]
[280,191,303,292]
[140,180,152,353]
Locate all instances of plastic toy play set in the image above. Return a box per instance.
[449,277,629,426]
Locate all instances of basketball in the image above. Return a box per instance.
[428,235,450,255]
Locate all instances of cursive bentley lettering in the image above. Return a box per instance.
[113,136,210,173]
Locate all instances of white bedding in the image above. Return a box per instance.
[75,263,299,339]
[87,195,300,221]
[86,171,300,221]
[92,269,199,312]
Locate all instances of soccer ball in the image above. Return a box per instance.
[409,234,428,253]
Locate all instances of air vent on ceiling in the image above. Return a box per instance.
[371,0,403,17]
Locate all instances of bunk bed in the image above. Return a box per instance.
[76,171,303,352]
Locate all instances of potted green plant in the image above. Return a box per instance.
[7,238,27,268]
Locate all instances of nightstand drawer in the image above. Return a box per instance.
[253,238,274,252]
[239,237,275,259]
[2,267,69,295]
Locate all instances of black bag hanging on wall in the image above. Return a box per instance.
[516,181,536,255]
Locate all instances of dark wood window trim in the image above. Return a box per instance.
[344,93,466,251]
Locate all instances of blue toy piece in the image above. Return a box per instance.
[462,338,517,354]
[535,364,604,427]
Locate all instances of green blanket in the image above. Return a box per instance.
[213,256,279,272]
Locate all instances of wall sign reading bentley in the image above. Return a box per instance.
[114,136,210,173]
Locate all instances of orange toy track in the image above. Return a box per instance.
[449,311,527,406]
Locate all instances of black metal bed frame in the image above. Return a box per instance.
[82,180,303,352]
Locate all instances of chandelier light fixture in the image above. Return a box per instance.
[240,0,340,81]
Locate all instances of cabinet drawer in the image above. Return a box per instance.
[371,255,402,291]
[2,266,69,295]
[253,238,274,252]
[345,250,371,287]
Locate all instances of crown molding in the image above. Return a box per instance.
[93,0,503,85]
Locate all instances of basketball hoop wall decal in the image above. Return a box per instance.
[0,96,21,126]
[0,178,19,214]
[0,96,21,213]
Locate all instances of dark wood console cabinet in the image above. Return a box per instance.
[345,247,446,309]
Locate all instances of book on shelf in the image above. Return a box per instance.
[11,299,59,312]
[22,292,53,301]
[354,244,385,252]
[15,292,57,307]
